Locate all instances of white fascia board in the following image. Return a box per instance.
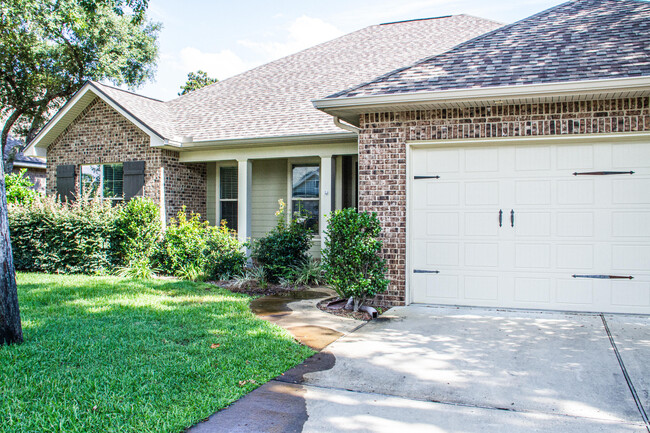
[13,161,46,169]
[313,76,650,111]
[25,82,165,155]
[167,131,356,151]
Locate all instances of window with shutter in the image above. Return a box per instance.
[80,163,125,201]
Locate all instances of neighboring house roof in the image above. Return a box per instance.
[4,135,46,169]
[325,0,650,99]
[25,14,502,154]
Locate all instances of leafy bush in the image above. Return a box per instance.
[322,208,388,311]
[9,196,120,274]
[251,200,313,283]
[155,208,245,280]
[5,169,37,204]
[114,197,162,264]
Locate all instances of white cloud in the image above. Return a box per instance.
[178,47,250,81]
[239,15,344,60]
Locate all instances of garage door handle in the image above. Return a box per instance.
[510,209,515,227]
[498,210,503,227]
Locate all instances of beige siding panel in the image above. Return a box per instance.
[251,159,287,239]
[206,163,217,225]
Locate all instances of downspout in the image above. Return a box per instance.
[333,116,360,134]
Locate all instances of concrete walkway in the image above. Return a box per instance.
[190,301,650,433]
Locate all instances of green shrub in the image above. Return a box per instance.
[322,208,388,311]
[5,169,37,204]
[291,257,324,286]
[251,200,313,283]
[114,197,162,264]
[9,196,120,274]
[155,208,245,280]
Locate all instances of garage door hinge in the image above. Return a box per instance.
[572,274,634,279]
[413,269,440,274]
[413,175,440,179]
[572,171,634,176]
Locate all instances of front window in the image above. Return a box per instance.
[220,166,238,231]
[80,164,124,201]
[292,165,319,232]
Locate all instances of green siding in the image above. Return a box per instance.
[251,159,287,239]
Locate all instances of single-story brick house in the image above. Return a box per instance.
[23,14,501,258]
[25,0,650,314]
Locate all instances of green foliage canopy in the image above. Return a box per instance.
[178,70,218,95]
[0,0,161,152]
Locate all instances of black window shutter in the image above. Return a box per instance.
[123,161,145,201]
[56,164,76,202]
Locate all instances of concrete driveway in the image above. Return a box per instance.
[192,305,650,432]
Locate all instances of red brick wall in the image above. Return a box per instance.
[358,97,650,306]
[46,97,206,221]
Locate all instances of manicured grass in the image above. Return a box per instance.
[0,273,314,433]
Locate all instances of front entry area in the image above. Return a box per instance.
[409,138,650,314]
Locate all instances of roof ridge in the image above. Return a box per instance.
[326,0,579,99]
[168,14,475,104]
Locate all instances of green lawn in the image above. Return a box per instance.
[0,273,313,433]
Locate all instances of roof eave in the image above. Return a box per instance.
[313,76,650,125]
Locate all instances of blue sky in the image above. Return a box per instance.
[138,0,566,100]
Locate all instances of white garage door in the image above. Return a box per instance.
[410,140,650,314]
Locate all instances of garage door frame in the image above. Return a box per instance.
[405,131,650,311]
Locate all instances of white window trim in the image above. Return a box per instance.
[215,162,238,228]
[80,163,124,201]
[287,158,321,239]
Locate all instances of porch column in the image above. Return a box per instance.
[320,155,334,250]
[237,159,252,253]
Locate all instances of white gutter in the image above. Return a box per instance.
[313,76,650,110]
[13,161,46,169]
[333,116,360,134]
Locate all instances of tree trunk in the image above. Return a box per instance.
[0,157,23,345]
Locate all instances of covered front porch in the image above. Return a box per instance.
[180,140,358,257]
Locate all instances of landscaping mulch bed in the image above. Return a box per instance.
[316,298,386,321]
[209,280,314,298]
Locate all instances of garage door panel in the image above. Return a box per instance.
[556,279,595,305]
[610,281,650,307]
[612,178,650,204]
[557,180,595,205]
[557,145,595,169]
[611,245,650,271]
[612,142,650,168]
[425,148,460,173]
[514,212,551,237]
[465,243,499,267]
[557,212,594,237]
[465,147,499,172]
[425,242,459,267]
[465,181,499,205]
[612,212,650,237]
[464,276,499,300]
[465,212,500,236]
[426,182,460,206]
[515,180,551,205]
[411,211,460,236]
[514,278,551,303]
[514,243,551,268]
[515,146,551,171]
[556,244,595,270]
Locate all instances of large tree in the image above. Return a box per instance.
[178,70,218,96]
[0,0,160,345]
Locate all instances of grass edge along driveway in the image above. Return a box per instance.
[0,273,314,433]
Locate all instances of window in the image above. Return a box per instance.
[220,166,238,231]
[292,165,319,231]
[80,164,124,201]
